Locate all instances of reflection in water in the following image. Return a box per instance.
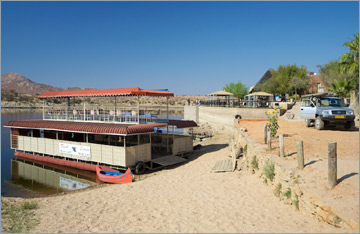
[11,159,98,197]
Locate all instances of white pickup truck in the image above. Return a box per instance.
[300,95,355,130]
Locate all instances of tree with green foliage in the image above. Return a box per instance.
[290,75,309,96]
[223,81,248,100]
[317,61,342,87]
[318,33,359,92]
[340,33,359,90]
[260,64,309,96]
[328,78,353,99]
[340,33,359,74]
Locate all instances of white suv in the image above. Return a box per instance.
[300,96,355,130]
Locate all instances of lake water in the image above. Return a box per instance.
[1,110,184,198]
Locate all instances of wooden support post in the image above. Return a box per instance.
[328,142,337,188]
[114,96,117,122]
[167,126,169,153]
[137,96,140,123]
[267,131,271,149]
[145,106,148,123]
[297,141,304,170]
[43,101,45,119]
[66,97,70,120]
[279,134,285,157]
[264,125,268,144]
[166,97,169,121]
[231,142,236,171]
[83,102,86,121]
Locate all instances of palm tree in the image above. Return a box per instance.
[339,33,359,89]
[328,78,353,99]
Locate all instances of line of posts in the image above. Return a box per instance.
[264,125,337,188]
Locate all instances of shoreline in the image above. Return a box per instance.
[1,131,351,233]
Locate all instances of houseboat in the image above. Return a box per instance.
[5,87,197,175]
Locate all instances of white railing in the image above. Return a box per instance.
[43,104,162,124]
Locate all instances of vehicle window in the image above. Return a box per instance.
[319,98,343,107]
[301,99,314,107]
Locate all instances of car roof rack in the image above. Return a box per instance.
[301,92,328,98]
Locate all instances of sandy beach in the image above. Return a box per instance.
[3,132,350,233]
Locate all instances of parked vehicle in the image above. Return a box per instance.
[300,94,355,130]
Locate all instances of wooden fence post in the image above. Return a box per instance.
[267,131,271,149]
[279,134,285,157]
[297,141,304,170]
[231,143,236,171]
[328,142,337,188]
[264,125,268,144]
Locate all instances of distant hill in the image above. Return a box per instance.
[1,72,90,95]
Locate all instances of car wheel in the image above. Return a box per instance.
[305,119,312,127]
[344,121,355,130]
[315,117,324,130]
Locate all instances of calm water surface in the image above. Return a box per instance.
[1,110,184,198]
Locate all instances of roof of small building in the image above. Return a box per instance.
[245,91,273,97]
[37,87,174,98]
[4,119,197,135]
[208,90,233,96]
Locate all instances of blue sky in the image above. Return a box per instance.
[1,1,359,95]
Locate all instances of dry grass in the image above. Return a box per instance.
[1,199,40,233]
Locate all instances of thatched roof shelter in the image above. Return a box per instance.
[245,91,273,97]
[208,90,233,96]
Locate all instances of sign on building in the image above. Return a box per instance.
[59,143,91,158]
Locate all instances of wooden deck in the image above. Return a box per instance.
[151,155,186,167]
[211,159,234,172]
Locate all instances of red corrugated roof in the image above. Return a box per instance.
[168,120,198,128]
[37,87,174,98]
[4,120,168,135]
[4,119,197,135]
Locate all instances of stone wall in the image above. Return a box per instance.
[184,106,199,123]
[231,126,358,231]
[184,106,286,131]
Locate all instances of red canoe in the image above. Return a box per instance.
[96,165,133,184]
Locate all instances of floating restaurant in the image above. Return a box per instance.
[5,88,197,175]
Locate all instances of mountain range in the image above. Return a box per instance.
[1,72,89,95]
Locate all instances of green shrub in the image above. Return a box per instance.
[244,144,248,156]
[263,159,275,181]
[284,188,292,199]
[251,155,259,170]
[333,216,342,227]
[274,183,282,197]
[292,194,299,210]
[21,201,39,210]
[264,108,280,137]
